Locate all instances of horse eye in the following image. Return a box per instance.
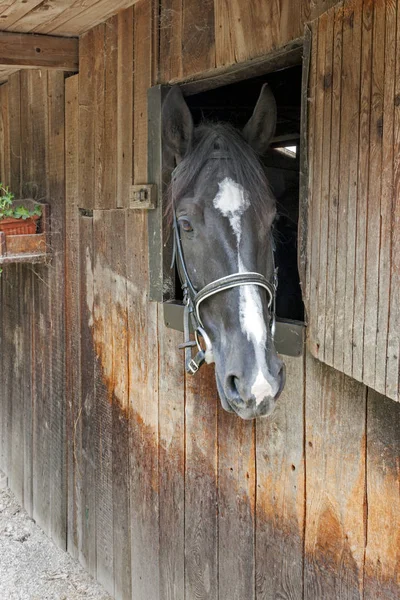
[179,218,193,233]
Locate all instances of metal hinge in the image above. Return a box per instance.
[129,184,157,209]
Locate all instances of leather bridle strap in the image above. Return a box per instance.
[194,272,275,327]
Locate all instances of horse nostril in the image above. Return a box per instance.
[226,375,239,397]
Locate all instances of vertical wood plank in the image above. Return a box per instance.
[65,74,81,559]
[304,353,366,599]
[214,0,236,67]
[78,28,96,210]
[255,355,305,600]
[315,7,334,363]
[79,212,97,575]
[107,209,131,600]
[218,412,255,600]
[129,3,160,599]
[181,0,215,77]
[364,389,400,600]
[324,3,343,366]
[308,13,327,357]
[386,0,400,401]
[116,7,134,208]
[374,0,396,395]
[158,314,185,600]
[342,0,362,376]
[47,70,67,549]
[362,0,385,389]
[93,209,114,595]
[103,16,118,209]
[185,366,218,600]
[159,0,183,82]
[352,0,373,382]
[0,83,10,184]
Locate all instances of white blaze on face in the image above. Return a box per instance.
[213,177,275,404]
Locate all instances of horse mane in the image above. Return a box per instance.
[165,121,276,227]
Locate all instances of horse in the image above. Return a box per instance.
[162,84,285,420]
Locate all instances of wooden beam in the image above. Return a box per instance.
[0,32,78,71]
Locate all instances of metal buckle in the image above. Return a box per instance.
[187,358,200,375]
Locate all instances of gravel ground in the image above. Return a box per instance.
[0,480,112,600]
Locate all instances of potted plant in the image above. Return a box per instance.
[0,183,42,236]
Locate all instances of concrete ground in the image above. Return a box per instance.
[0,481,112,600]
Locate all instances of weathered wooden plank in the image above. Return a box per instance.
[21,70,52,539]
[0,0,45,31]
[308,13,327,357]
[158,313,185,600]
[315,7,334,363]
[362,0,385,389]
[364,389,400,599]
[79,213,97,575]
[0,32,78,71]
[332,3,357,372]
[304,21,318,325]
[317,0,341,362]
[185,366,218,600]
[181,0,215,77]
[93,209,114,595]
[78,28,95,210]
[129,3,160,597]
[214,0,235,67]
[65,73,81,559]
[342,0,362,376]
[159,0,183,82]
[47,70,66,549]
[352,0,373,383]
[0,84,10,184]
[304,353,366,599]
[218,411,255,600]
[386,0,400,401]
[374,0,396,396]
[102,16,118,210]
[116,7,134,209]
[93,25,106,211]
[105,209,131,600]
[255,355,305,600]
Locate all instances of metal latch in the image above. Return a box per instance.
[129,184,157,209]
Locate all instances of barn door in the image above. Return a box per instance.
[303,0,400,401]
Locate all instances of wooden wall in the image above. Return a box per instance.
[305,0,400,403]
[0,70,66,549]
[0,1,399,600]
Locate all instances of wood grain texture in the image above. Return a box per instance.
[362,0,385,390]
[158,313,185,600]
[364,389,400,600]
[65,73,81,559]
[352,0,373,382]
[218,411,255,600]
[185,365,218,600]
[374,0,396,395]
[129,3,160,599]
[255,355,305,600]
[304,353,366,600]
[0,31,78,70]
[386,0,400,401]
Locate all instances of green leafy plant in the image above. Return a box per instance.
[0,184,42,220]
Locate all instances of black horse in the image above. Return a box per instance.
[163,85,285,420]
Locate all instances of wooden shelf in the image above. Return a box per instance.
[0,201,51,265]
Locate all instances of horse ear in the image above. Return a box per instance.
[243,83,277,155]
[162,85,194,164]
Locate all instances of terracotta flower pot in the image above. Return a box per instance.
[0,214,40,236]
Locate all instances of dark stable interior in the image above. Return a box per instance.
[183,65,304,322]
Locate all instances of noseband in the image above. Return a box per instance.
[171,154,278,375]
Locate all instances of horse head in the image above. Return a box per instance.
[163,84,285,419]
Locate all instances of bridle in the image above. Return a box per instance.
[171,154,278,376]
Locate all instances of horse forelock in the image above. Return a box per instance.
[165,122,276,228]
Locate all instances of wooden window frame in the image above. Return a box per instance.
[147,37,310,357]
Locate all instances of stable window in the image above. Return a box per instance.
[147,44,307,357]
